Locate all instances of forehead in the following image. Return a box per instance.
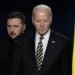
[33,9,50,16]
[33,10,50,20]
[7,18,22,24]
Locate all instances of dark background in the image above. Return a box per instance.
[0,0,74,73]
[0,0,74,40]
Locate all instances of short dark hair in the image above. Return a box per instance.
[7,11,26,25]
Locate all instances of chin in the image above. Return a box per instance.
[11,36,16,39]
[38,30,47,36]
[39,32,46,36]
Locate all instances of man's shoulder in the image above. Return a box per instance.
[51,30,69,41]
[0,36,10,43]
[17,30,35,45]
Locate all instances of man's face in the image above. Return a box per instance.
[32,9,52,36]
[7,18,25,39]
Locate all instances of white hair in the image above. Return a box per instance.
[32,4,52,17]
[32,4,52,25]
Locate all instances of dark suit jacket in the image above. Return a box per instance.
[0,34,25,75]
[0,36,15,75]
[10,30,70,75]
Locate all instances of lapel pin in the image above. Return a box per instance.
[51,40,55,43]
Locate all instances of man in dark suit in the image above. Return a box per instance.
[0,11,26,75]
[10,4,70,75]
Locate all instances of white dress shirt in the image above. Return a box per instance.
[35,29,51,59]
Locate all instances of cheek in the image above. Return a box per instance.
[45,23,50,28]
[7,27,10,31]
[17,27,23,33]
[7,30,10,34]
[35,25,40,30]
[7,29,10,33]
[14,28,19,33]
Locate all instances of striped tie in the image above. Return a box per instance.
[35,37,44,71]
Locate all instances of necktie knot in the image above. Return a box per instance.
[40,36,44,41]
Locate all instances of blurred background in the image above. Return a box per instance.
[0,0,74,73]
[0,0,74,39]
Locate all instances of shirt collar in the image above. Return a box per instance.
[35,29,51,40]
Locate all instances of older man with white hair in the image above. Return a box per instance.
[10,4,70,75]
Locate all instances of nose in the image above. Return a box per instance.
[10,27,14,32]
[40,21,44,27]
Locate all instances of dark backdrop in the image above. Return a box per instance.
[0,0,74,39]
[0,0,74,73]
[0,0,74,55]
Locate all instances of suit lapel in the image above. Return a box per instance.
[30,34,35,61]
[28,33,39,72]
[28,31,58,74]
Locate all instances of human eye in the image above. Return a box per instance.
[7,25,11,28]
[36,20,40,22]
[14,25,19,28]
[44,19,48,22]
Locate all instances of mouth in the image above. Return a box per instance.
[39,27,44,30]
[10,32,16,36]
